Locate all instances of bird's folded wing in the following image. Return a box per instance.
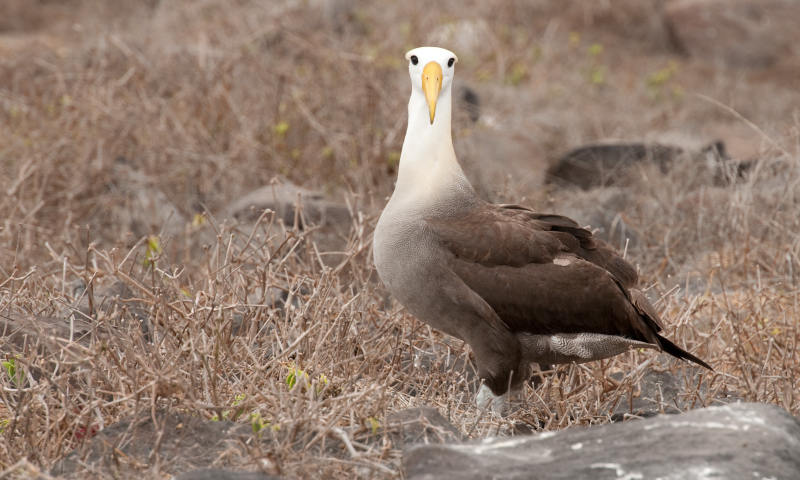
[498,204,639,289]
[427,204,660,344]
[427,208,565,268]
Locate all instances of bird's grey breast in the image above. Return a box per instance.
[374,206,438,293]
[374,203,470,335]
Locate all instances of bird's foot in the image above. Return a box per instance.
[476,384,506,415]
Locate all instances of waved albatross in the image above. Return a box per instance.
[373,47,712,413]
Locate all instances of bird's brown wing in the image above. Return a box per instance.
[427,203,661,345]
[498,204,639,289]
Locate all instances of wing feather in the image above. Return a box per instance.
[428,203,662,345]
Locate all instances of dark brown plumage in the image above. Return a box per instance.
[425,202,711,393]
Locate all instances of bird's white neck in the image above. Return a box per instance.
[392,86,475,207]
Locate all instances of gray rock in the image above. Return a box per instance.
[68,278,151,341]
[222,179,353,267]
[173,469,281,480]
[665,0,800,69]
[608,365,740,419]
[71,279,147,319]
[551,186,643,249]
[456,128,545,201]
[404,402,800,480]
[106,157,188,240]
[0,312,104,349]
[51,413,254,478]
[547,141,728,190]
[343,407,464,457]
[384,407,464,446]
[223,179,350,231]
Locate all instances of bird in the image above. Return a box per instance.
[372,46,712,414]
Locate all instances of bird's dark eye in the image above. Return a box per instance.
[448,58,455,67]
[410,55,418,65]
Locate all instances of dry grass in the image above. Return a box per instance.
[1,0,800,478]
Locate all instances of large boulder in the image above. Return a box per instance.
[547,141,728,190]
[51,413,256,478]
[404,402,800,480]
[665,0,800,69]
[48,406,463,479]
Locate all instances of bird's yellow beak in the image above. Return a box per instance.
[422,61,442,125]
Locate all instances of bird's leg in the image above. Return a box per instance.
[476,384,506,415]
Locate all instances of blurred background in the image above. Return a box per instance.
[2,0,799,271]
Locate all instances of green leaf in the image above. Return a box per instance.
[285,365,309,391]
[144,236,162,267]
[3,358,24,386]
[367,417,380,435]
[587,43,604,57]
[274,121,289,138]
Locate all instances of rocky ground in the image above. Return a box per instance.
[1,0,799,479]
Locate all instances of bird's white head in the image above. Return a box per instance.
[390,46,472,207]
[405,47,458,125]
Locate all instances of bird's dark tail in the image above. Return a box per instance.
[657,334,714,371]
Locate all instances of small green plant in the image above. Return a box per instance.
[367,416,380,435]
[285,364,330,396]
[585,43,605,86]
[316,373,330,396]
[3,357,25,386]
[273,120,289,138]
[647,61,679,88]
[210,394,248,421]
[508,64,527,86]
[144,236,162,267]
[285,364,310,391]
[250,413,279,436]
[587,43,603,58]
[192,213,206,227]
[210,411,229,421]
[589,67,605,85]
[0,419,10,434]
[646,61,682,100]
[251,412,266,434]
[252,412,270,433]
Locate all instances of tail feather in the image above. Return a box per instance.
[657,334,714,371]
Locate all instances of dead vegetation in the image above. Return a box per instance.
[1,0,799,478]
